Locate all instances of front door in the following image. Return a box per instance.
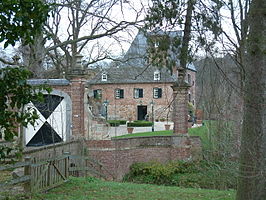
[137,105,147,121]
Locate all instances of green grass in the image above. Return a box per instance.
[114,130,173,138]
[113,123,212,151]
[113,124,208,139]
[9,177,235,200]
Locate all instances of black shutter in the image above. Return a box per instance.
[94,90,98,98]
[139,89,143,98]
[120,89,124,98]
[158,88,162,98]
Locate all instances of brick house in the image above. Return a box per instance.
[87,30,197,121]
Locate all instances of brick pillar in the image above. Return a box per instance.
[68,53,86,137]
[172,83,190,135]
[70,77,86,136]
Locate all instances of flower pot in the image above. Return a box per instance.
[127,127,134,134]
[164,124,171,130]
[196,119,203,124]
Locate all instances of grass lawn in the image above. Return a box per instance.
[10,177,235,200]
[114,130,174,138]
[112,122,213,151]
[113,124,207,139]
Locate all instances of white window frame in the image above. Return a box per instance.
[101,72,107,81]
[134,88,143,99]
[154,70,160,81]
[154,41,159,48]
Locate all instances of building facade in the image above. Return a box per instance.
[88,30,197,121]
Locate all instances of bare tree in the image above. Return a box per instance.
[20,0,144,77]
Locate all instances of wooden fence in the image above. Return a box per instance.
[0,153,110,193]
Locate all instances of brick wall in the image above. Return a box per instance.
[86,136,202,180]
[89,70,196,121]
[90,82,173,121]
[52,77,86,137]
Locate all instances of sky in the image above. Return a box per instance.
[0,0,242,67]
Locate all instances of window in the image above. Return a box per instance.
[115,89,124,99]
[187,74,191,85]
[153,88,162,98]
[134,88,143,98]
[154,70,160,81]
[188,93,191,102]
[93,89,102,99]
[101,72,107,81]
[154,41,160,48]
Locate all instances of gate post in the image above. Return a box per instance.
[63,152,70,179]
[171,82,190,135]
[24,156,31,192]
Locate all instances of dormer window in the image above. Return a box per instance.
[154,70,160,81]
[154,41,159,48]
[101,72,107,81]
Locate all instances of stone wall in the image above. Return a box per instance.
[86,136,202,180]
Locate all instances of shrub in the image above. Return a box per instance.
[119,120,127,125]
[124,161,175,185]
[127,121,153,127]
[108,120,120,127]
[107,120,127,126]
[123,160,237,189]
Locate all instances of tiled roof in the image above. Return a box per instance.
[120,30,197,72]
[88,66,176,84]
[89,30,196,85]
[27,79,70,85]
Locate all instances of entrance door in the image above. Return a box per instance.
[137,106,147,121]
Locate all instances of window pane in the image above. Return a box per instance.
[153,88,158,98]
[115,89,120,99]
[134,88,138,98]
[93,89,102,99]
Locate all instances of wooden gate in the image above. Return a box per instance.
[29,155,69,192]
[0,153,112,193]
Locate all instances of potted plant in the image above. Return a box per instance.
[127,115,134,133]
[127,127,134,134]
[195,109,203,124]
[164,124,171,130]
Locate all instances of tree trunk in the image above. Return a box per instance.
[178,0,195,81]
[236,0,266,199]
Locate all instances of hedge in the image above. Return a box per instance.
[127,121,153,127]
[108,120,127,127]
